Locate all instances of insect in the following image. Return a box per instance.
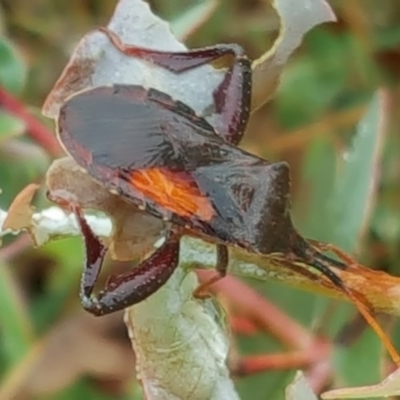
[50,26,400,367]
[54,27,349,317]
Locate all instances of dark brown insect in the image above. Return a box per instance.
[54,27,348,317]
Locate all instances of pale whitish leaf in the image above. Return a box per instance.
[322,367,400,399]
[286,371,319,400]
[251,0,336,110]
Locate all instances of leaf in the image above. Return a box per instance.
[297,94,389,381]
[322,367,400,399]
[333,328,383,387]
[0,258,34,366]
[125,268,235,400]
[0,37,27,94]
[0,140,50,208]
[298,136,336,241]
[286,371,318,400]
[170,0,217,40]
[0,311,136,400]
[303,92,390,387]
[179,236,400,317]
[2,184,39,233]
[42,0,337,120]
[0,111,25,144]
[329,91,388,253]
[42,0,225,120]
[251,0,336,111]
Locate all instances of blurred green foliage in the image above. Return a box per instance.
[0,1,400,399]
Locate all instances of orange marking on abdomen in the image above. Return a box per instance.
[129,168,214,221]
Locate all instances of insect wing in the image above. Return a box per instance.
[57,84,230,223]
[58,85,185,172]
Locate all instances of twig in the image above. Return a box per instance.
[2,206,400,319]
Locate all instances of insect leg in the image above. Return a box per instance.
[193,244,229,298]
[308,239,358,268]
[99,27,252,144]
[74,207,180,316]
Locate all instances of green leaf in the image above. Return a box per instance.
[0,141,50,208]
[0,37,27,94]
[276,57,343,129]
[298,93,386,387]
[0,259,33,365]
[326,93,386,386]
[0,111,25,144]
[329,93,386,253]
[334,329,383,387]
[170,0,216,39]
[296,136,336,241]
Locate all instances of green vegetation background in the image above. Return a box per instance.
[0,0,400,399]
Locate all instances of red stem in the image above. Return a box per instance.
[230,315,259,335]
[0,85,62,157]
[197,271,334,388]
[234,346,330,375]
[197,270,318,349]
